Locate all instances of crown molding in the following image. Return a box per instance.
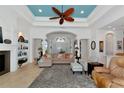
[90,6,124,29]
[87,5,115,27]
[32,21,89,27]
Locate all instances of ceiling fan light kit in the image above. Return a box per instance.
[49,6,75,25]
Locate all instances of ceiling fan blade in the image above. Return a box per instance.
[64,17,74,22]
[52,7,62,16]
[64,8,74,17]
[59,18,64,25]
[49,17,60,20]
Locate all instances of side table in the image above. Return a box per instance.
[88,62,103,76]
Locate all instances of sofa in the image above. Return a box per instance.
[52,53,74,64]
[92,57,124,88]
[115,52,124,56]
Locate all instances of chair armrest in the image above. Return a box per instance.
[94,67,110,73]
[112,78,124,86]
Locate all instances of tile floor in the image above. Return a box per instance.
[0,63,44,88]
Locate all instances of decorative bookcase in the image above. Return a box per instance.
[18,36,28,67]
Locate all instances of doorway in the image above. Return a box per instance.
[80,39,89,71]
[33,39,43,61]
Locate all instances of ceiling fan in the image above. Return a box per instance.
[49,6,75,25]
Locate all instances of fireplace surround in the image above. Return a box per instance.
[0,44,18,73]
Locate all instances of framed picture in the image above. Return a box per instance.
[99,41,104,52]
[117,40,122,50]
[91,41,96,50]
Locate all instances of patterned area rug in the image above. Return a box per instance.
[29,65,96,88]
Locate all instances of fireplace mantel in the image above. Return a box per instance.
[0,44,18,72]
[0,44,17,50]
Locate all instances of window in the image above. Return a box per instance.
[56,37,65,42]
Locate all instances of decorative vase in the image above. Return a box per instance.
[4,39,12,44]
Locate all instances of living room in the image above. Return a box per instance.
[0,1,124,90]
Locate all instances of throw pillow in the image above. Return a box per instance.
[57,54,63,59]
[65,53,70,59]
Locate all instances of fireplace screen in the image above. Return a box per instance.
[0,55,5,71]
[0,51,10,76]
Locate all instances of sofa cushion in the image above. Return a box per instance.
[117,57,124,68]
[94,67,110,73]
[111,66,124,78]
[57,54,63,59]
[111,83,124,88]
[112,78,124,86]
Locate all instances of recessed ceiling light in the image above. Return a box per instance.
[108,25,112,28]
[38,9,42,13]
[80,10,84,14]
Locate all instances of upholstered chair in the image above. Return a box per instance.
[38,54,52,67]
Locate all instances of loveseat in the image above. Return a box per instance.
[92,57,124,88]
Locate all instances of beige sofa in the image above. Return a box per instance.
[38,53,74,67]
[92,57,124,88]
[52,53,74,64]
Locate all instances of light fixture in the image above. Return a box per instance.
[56,37,65,42]
[108,25,112,28]
[80,10,84,14]
[18,32,23,37]
[38,9,42,13]
[112,28,116,30]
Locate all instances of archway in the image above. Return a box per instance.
[46,31,77,54]
[105,32,114,55]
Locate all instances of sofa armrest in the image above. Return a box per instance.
[112,78,124,86]
[94,67,110,73]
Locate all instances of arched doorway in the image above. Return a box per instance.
[46,31,76,64]
[46,31,76,54]
[105,33,114,55]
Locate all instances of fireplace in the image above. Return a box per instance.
[0,51,10,75]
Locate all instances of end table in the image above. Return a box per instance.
[88,62,103,76]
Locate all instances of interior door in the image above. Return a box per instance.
[80,39,89,71]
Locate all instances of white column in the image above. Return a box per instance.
[42,39,48,55]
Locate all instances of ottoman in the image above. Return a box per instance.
[71,62,83,74]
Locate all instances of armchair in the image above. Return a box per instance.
[92,57,124,88]
[38,54,52,67]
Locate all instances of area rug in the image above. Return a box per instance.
[29,65,96,88]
